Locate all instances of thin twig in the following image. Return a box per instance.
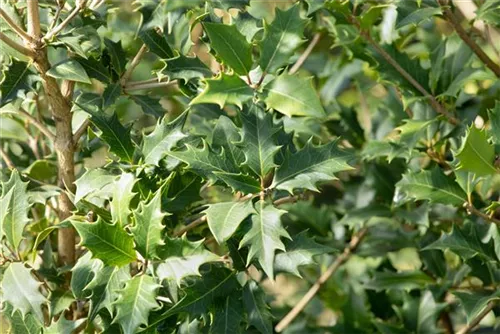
[465,203,500,225]
[44,0,88,42]
[0,32,35,57]
[273,195,300,206]
[0,8,34,42]
[123,80,177,92]
[126,78,163,87]
[174,216,207,237]
[17,108,56,141]
[73,118,90,142]
[438,0,500,78]
[289,33,321,75]
[275,228,368,332]
[457,300,497,334]
[120,44,148,86]
[0,146,14,169]
[48,3,63,32]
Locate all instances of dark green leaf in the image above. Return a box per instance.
[191,73,253,109]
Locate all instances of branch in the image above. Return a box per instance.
[26,0,41,38]
[465,203,500,225]
[73,118,90,142]
[275,228,368,332]
[289,33,321,75]
[0,8,34,42]
[123,80,177,92]
[457,300,497,334]
[44,0,88,42]
[173,216,207,237]
[0,146,14,169]
[0,32,35,57]
[18,108,56,141]
[120,44,148,86]
[273,195,300,206]
[438,0,500,78]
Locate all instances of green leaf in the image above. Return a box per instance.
[190,73,253,109]
[156,235,220,286]
[487,101,500,144]
[0,59,36,107]
[70,251,103,299]
[272,139,353,193]
[131,189,168,260]
[239,104,281,178]
[3,304,42,334]
[259,4,308,73]
[74,168,116,203]
[112,275,160,334]
[424,221,498,261]
[110,173,136,226]
[398,291,447,334]
[394,119,435,152]
[203,22,253,75]
[104,38,127,75]
[455,125,497,176]
[261,72,326,118]
[476,0,500,27]
[243,280,273,334]
[364,271,434,291]
[239,201,289,279]
[211,294,244,334]
[161,172,203,213]
[1,263,47,322]
[1,170,31,250]
[139,29,174,59]
[103,82,122,109]
[204,200,255,244]
[74,56,110,83]
[45,316,86,334]
[46,59,91,84]
[394,168,467,206]
[130,94,165,117]
[212,115,245,166]
[274,231,333,277]
[72,217,136,266]
[142,111,187,166]
[453,290,500,324]
[396,7,441,29]
[162,54,213,82]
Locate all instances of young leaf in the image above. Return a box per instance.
[203,22,253,75]
[130,189,168,260]
[261,72,326,118]
[211,294,244,334]
[455,125,497,176]
[259,4,308,74]
[204,200,255,244]
[1,263,47,322]
[142,111,187,166]
[394,168,467,206]
[271,139,353,193]
[1,170,30,251]
[104,38,127,75]
[243,280,273,334]
[453,290,500,324]
[46,59,92,84]
[0,59,36,107]
[156,236,220,286]
[239,201,290,279]
[72,217,136,266]
[190,73,253,109]
[239,104,282,178]
[112,275,160,334]
[110,173,136,226]
[139,29,174,59]
[162,54,213,82]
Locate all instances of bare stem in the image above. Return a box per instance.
[457,301,497,334]
[465,203,500,225]
[73,118,91,142]
[123,80,177,92]
[17,108,56,141]
[26,0,41,38]
[275,228,368,332]
[44,0,88,42]
[0,32,35,57]
[174,216,207,237]
[0,8,34,42]
[289,33,321,75]
[120,44,148,86]
[0,145,14,169]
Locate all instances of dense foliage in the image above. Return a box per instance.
[1,0,500,333]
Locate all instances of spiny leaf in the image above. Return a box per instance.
[110,173,136,226]
[397,291,447,334]
[261,72,326,118]
[74,56,110,83]
[46,59,91,84]
[0,59,36,107]
[210,294,244,334]
[487,101,500,144]
[162,54,213,82]
[70,251,103,299]
[190,73,253,109]
[394,168,467,206]
[131,189,168,260]
[139,29,174,59]
[1,263,47,322]
[453,290,500,324]
[203,22,253,75]
[204,200,255,244]
[72,217,136,267]
[3,304,42,334]
[239,201,290,279]
[212,115,245,166]
[112,275,160,334]
[102,82,122,109]
[243,280,273,334]
[74,168,116,203]
[44,316,86,334]
[104,38,127,75]
[130,94,165,118]
[272,139,353,193]
[259,4,308,73]
[455,125,497,176]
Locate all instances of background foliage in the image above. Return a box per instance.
[1,0,500,333]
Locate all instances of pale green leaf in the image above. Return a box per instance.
[190,73,253,109]
[45,317,86,334]
[204,200,255,244]
[455,125,497,176]
[70,251,103,299]
[46,59,91,84]
[110,173,136,226]
[0,59,36,107]
[487,101,500,144]
[74,168,116,203]
[162,54,212,82]
[453,290,500,324]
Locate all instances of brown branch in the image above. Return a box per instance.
[0,8,34,43]
[123,80,177,92]
[457,300,497,334]
[0,32,35,57]
[26,0,41,38]
[16,108,56,141]
[465,203,500,225]
[273,195,300,206]
[73,118,90,142]
[438,0,500,78]
[173,216,207,237]
[0,146,14,169]
[275,228,368,332]
[289,33,321,75]
[43,0,88,42]
[120,44,148,86]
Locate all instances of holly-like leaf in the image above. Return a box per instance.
[1,263,47,322]
[204,200,255,244]
[394,168,467,206]
[1,170,30,251]
[161,172,203,213]
[239,104,281,178]
[104,38,127,75]
[142,111,187,166]
[46,59,91,84]
[239,201,290,279]
[72,217,136,266]
[112,275,160,334]
[162,54,213,82]
[212,115,245,166]
[259,4,308,73]
[453,290,500,324]
[487,101,500,144]
[139,29,174,59]
[156,235,220,286]
[261,72,326,118]
[455,125,497,176]
[70,251,103,299]
[131,189,168,260]
[271,139,353,193]
[0,59,36,107]
[130,94,165,117]
[203,22,253,75]
[103,83,122,109]
[397,291,446,334]
[45,316,86,334]
[211,294,244,334]
[364,271,434,291]
[110,173,136,226]
[243,280,273,334]
[190,73,253,109]
[274,231,333,277]
[74,168,116,203]
[74,56,110,83]
[3,304,42,334]
[394,119,435,152]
